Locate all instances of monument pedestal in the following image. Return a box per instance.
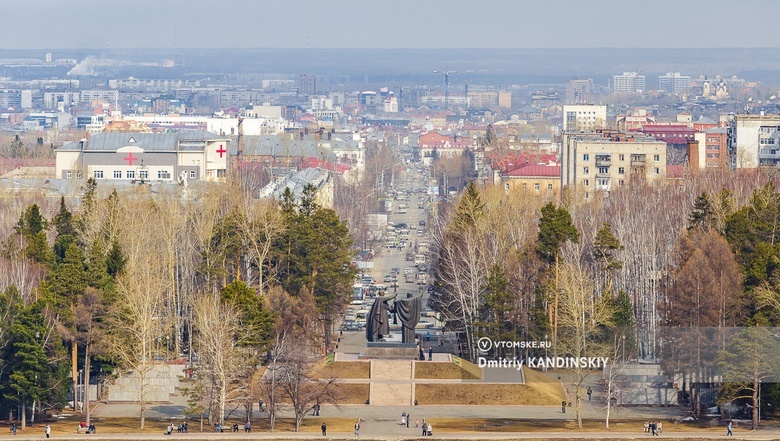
[363,341,419,359]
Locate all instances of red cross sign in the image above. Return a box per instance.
[124,152,138,165]
[216,144,226,158]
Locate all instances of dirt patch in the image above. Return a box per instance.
[415,383,562,405]
[312,361,370,379]
[331,383,370,404]
[415,362,480,380]
[425,418,726,433]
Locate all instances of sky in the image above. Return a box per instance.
[2,0,778,50]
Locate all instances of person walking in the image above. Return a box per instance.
[587,386,592,401]
[45,425,51,439]
[406,413,410,428]
[428,347,433,361]
[421,422,428,436]
[657,421,663,434]
[11,422,16,435]
[562,401,566,413]
[727,421,733,436]
[321,422,327,436]
[354,419,360,437]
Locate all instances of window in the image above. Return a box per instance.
[598,167,608,174]
[618,180,624,186]
[534,183,540,191]
[113,170,122,179]
[619,154,625,161]
[654,167,660,174]
[521,183,527,190]
[94,170,103,179]
[547,183,553,190]
[66,170,72,178]
[583,179,589,186]
[76,171,82,179]
[139,170,148,180]
[618,167,625,174]
[505,183,510,191]
[158,170,171,179]
[127,170,135,179]
[584,192,589,199]
[653,154,660,162]
[583,167,589,174]
[189,170,196,179]
[583,154,590,161]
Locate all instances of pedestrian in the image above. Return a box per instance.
[643,421,649,433]
[11,422,16,435]
[561,401,566,413]
[426,422,433,436]
[651,421,657,436]
[421,422,428,436]
[321,422,327,436]
[232,422,239,432]
[428,347,433,361]
[657,421,662,434]
[401,412,407,426]
[244,422,251,433]
[45,424,51,439]
[354,419,360,437]
[587,386,592,401]
[406,413,410,428]
[415,419,419,428]
[167,423,173,435]
[727,421,733,436]
[426,331,430,341]
[419,346,425,361]
[438,337,443,347]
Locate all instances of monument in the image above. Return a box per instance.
[365,292,422,358]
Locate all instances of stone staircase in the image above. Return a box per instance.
[369,360,414,406]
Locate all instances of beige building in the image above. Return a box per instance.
[561,132,666,199]
[562,105,607,132]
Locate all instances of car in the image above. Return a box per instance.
[383,275,393,283]
[405,267,414,274]
[390,267,400,274]
[419,220,426,226]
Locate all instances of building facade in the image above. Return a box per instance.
[613,72,645,94]
[55,131,230,183]
[565,79,593,104]
[729,114,780,168]
[659,73,692,95]
[562,105,607,132]
[561,132,667,198]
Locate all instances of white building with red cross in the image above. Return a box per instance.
[55,131,230,183]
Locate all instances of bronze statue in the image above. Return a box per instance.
[366,292,422,344]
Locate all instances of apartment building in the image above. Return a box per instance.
[561,132,666,198]
[613,72,645,94]
[562,105,607,132]
[729,114,780,168]
[659,73,692,95]
[565,79,593,104]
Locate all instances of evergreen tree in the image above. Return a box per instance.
[15,204,52,265]
[220,280,274,347]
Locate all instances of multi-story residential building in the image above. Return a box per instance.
[81,89,119,104]
[729,114,780,168]
[565,79,593,104]
[44,92,80,109]
[689,128,728,169]
[298,74,316,96]
[612,72,645,94]
[562,104,607,132]
[467,90,512,110]
[659,72,692,95]
[561,132,667,198]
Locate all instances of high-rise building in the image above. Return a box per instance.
[298,74,316,96]
[729,114,780,168]
[565,79,593,104]
[612,72,645,94]
[659,72,692,95]
[562,104,607,132]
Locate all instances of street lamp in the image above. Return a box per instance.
[621,334,626,362]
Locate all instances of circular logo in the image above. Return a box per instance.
[477,337,492,352]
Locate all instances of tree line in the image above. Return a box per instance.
[430,168,780,429]
[0,177,356,430]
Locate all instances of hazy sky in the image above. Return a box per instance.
[3,0,778,50]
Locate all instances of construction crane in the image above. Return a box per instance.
[433,70,456,110]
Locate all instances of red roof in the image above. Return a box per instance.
[300,157,352,174]
[505,164,561,178]
[488,150,558,172]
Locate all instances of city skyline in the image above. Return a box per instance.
[2,0,778,50]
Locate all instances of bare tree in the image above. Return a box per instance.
[192,294,246,426]
[556,254,614,429]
